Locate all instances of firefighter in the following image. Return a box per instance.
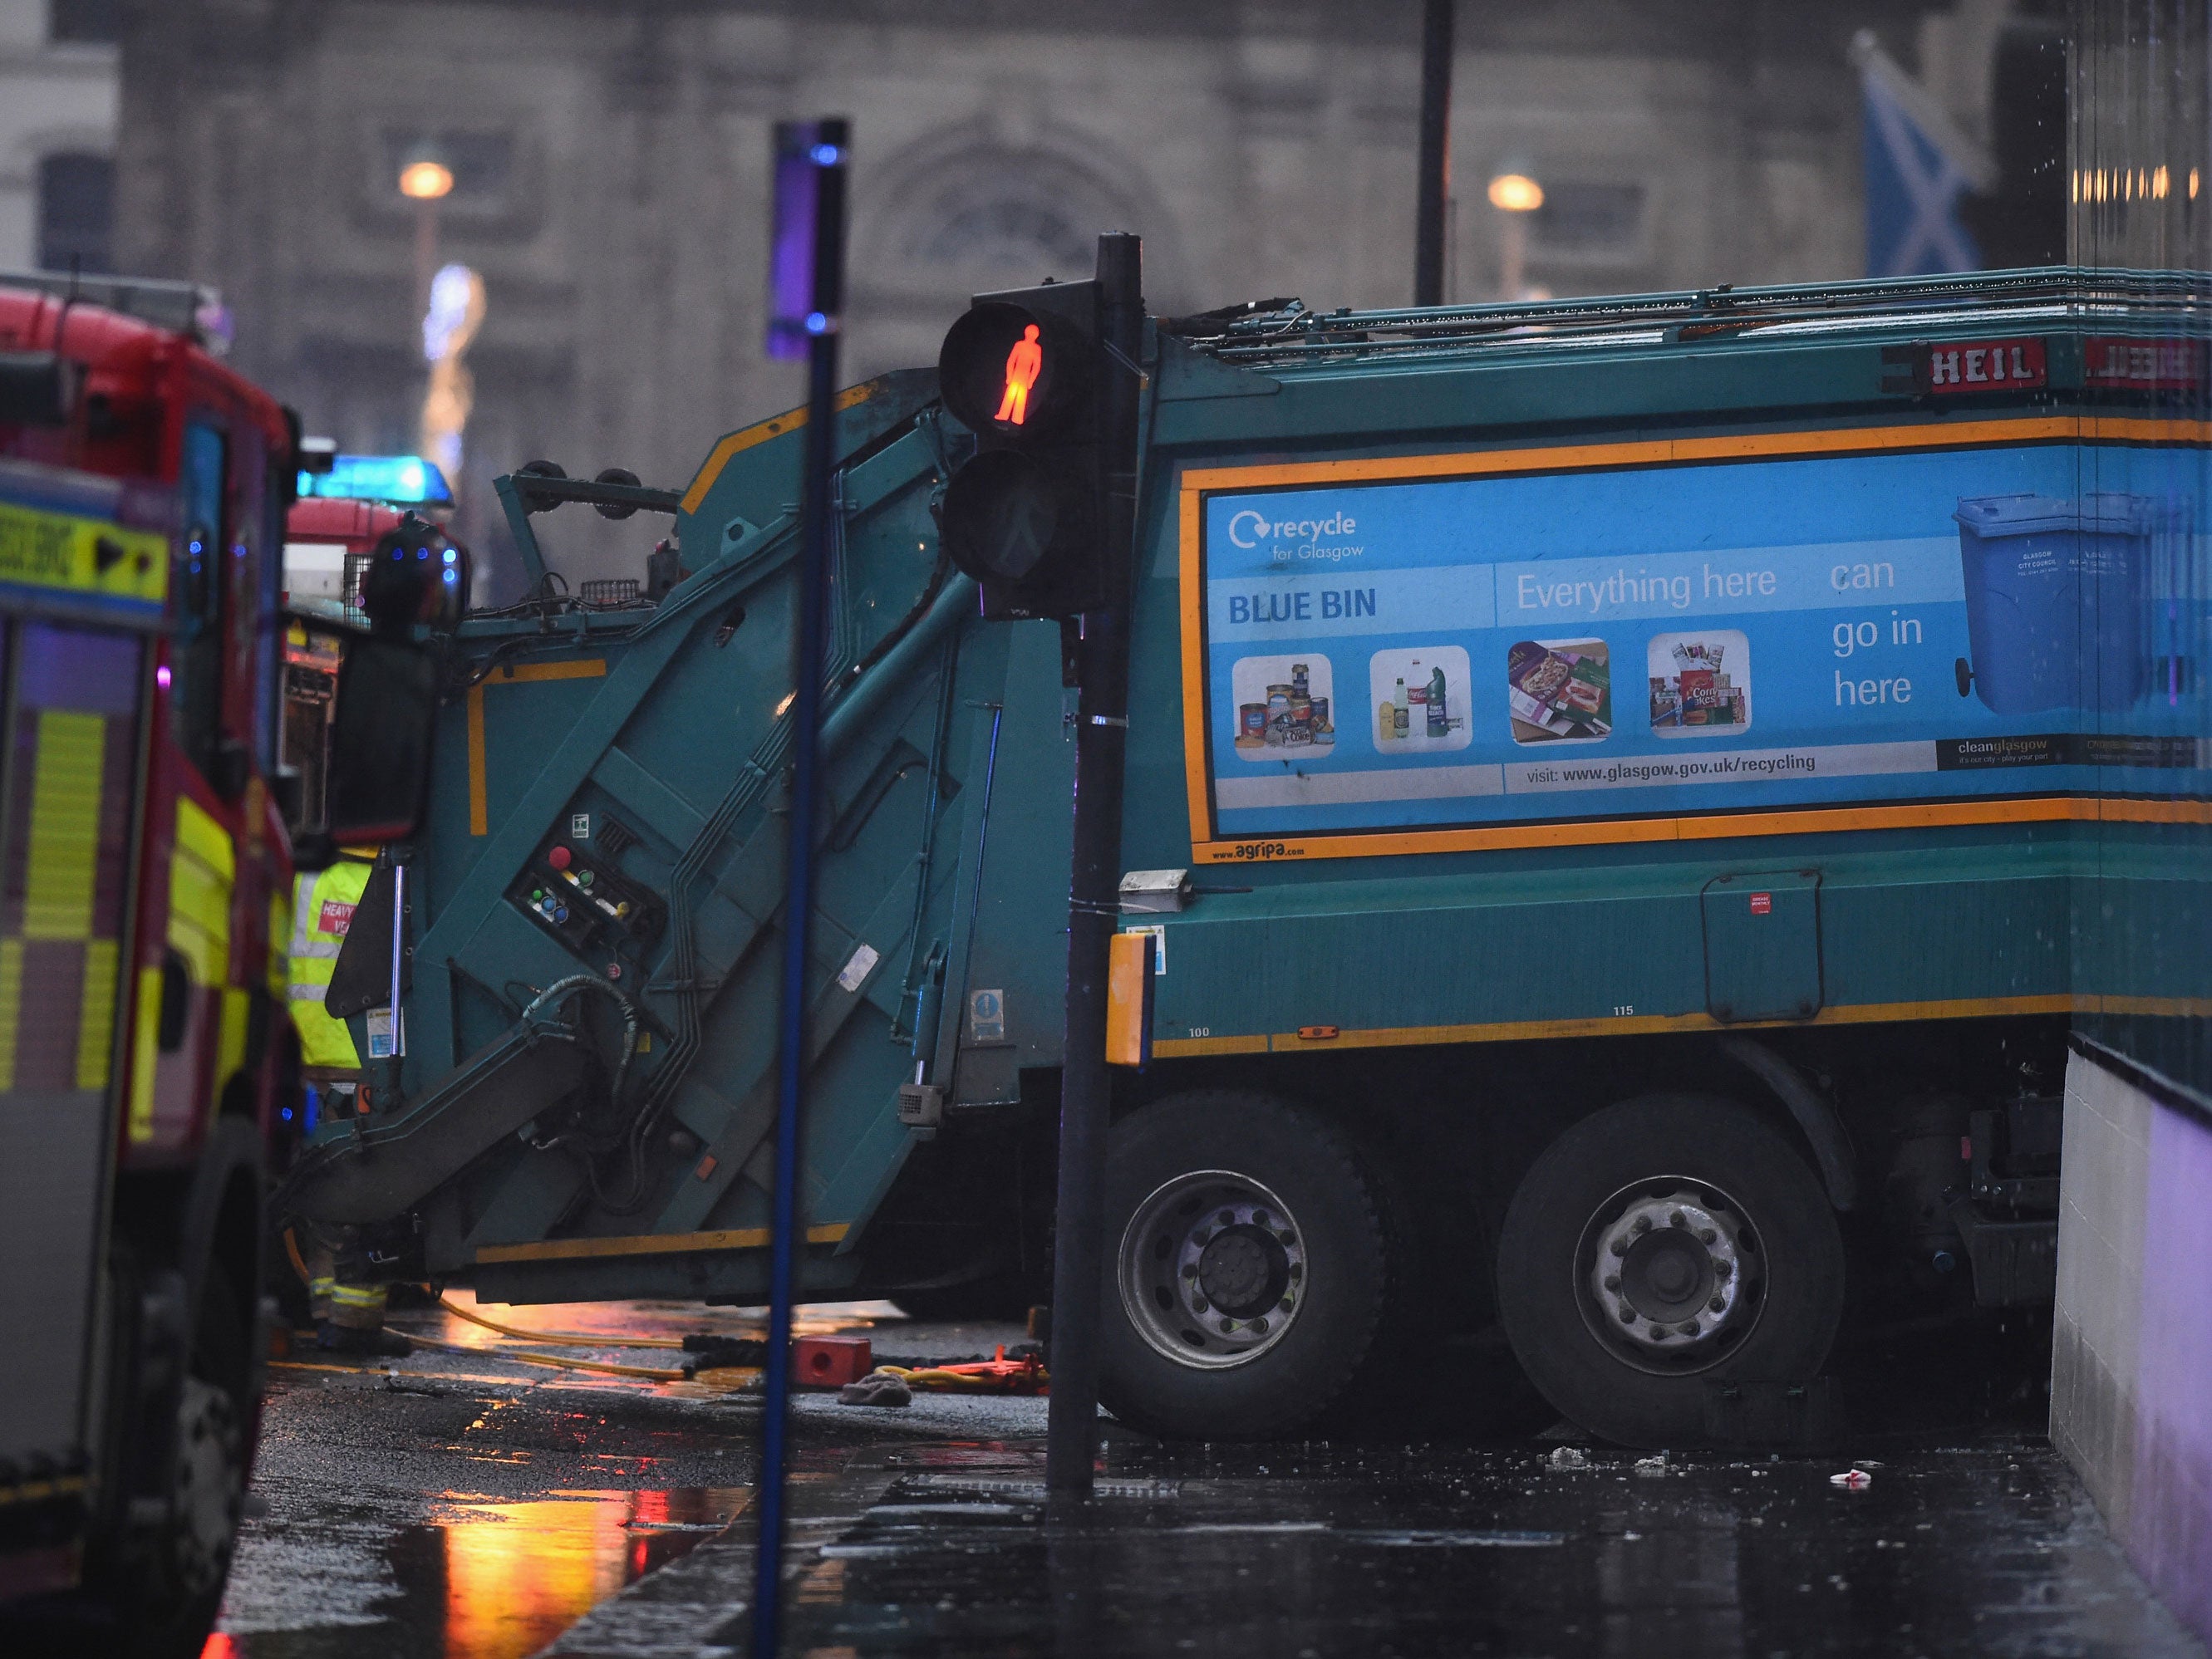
[287,857,371,1070]
[302,1231,410,1357]
[287,859,410,1357]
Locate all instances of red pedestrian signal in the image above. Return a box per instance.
[997,324,1043,425]
[939,300,1089,439]
[936,283,1105,619]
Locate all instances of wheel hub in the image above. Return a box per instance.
[1197,1225,1288,1318]
[1586,1189,1757,1363]
[1118,1173,1308,1370]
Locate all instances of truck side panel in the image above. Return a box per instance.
[936,620,1076,1107]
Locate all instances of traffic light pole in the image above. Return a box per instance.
[1045,231,1144,1498]
[752,118,848,1659]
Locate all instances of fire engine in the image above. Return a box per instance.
[0,272,440,1653]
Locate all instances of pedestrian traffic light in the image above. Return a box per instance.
[936,282,1108,619]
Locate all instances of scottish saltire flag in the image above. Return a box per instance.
[1852,31,1993,277]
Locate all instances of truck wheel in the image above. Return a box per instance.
[1099,1092,1393,1440]
[1496,1092,1844,1449]
[84,1271,253,1659]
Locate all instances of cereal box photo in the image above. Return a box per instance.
[1648,630,1752,736]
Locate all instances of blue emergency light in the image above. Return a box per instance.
[296,454,455,507]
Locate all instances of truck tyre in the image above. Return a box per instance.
[1496,1092,1845,1449]
[81,1269,253,1659]
[1098,1092,1394,1440]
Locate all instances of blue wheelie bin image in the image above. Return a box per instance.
[1953,493,2153,714]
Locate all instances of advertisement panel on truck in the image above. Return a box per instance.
[1187,424,2209,860]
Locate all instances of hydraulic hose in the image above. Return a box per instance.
[399,1329,689,1382]
[518,974,641,1151]
[270,1254,692,1380]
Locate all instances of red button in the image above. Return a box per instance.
[548,846,572,870]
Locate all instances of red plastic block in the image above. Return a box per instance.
[791,1334,873,1387]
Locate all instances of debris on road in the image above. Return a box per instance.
[838,1371,915,1408]
[1831,1468,1875,1490]
[793,1334,877,1387]
[875,1345,1049,1395]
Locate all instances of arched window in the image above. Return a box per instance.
[907,188,1097,277]
[877,145,1141,291]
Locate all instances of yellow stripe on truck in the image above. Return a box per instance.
[474,1223,849,1265]
[464,660,607,837]
[1147,993,2094,1060]
[268,889,294,999]
[216,985,251,1092]
[127,798,238,1141]
[127,964,161,1142]
[0,938,21,1091]
[167,797,233,984]
[677,382,879,516]
[173,793,237,881]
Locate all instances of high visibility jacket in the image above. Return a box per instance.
[288,861,371,1068]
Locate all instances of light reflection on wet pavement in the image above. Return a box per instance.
[209,1295,934,1659]
[212,1298,2203,1659]
[219,1488,748,1659]
[425,1490,743,1657]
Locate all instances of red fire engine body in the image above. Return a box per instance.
[0,274,307,1651]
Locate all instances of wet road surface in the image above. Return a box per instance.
[707,1433,2194,1654]
[597,1435,2197,1659]
[214,1295,1029,1659]
[214,1300,2202,1659]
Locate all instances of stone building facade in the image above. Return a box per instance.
[1,0,120,275]
[115,0,1984,592]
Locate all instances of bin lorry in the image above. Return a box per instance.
[276,266,2210,1446]
[0,272,442,1651]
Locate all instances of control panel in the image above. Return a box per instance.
[508,840,665,974]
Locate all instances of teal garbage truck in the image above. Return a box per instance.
[278,268,2210,1446]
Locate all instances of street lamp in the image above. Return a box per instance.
[398,140,453,319]
[1487,162,1544,302]
[398,152,454,203]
